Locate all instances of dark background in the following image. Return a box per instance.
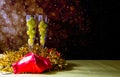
[0,0,119,60]
[66,0,120,60]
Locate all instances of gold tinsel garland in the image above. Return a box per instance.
[0,43,67,73]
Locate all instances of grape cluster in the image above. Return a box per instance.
[38,20,48,47]
[26,16,36,47]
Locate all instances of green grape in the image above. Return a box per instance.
[28,25,33,29]
[39,28,46,34]
[27,30,32,34]
[27,30,32,35]
[40,36,45,41]
[27,21,35,28]
[27,22,32,27]
[28,17,36,25]
[27,17,36,29]
[38,20,44,28]
[31,30,36,35]
[26,16,36,47]
[40,33,46,37]
[26,20,31,25]
[30,35,35,39]
[28,39,34,45]
[27,31,30,35]
[38,20,48,47]
[40,39,45,46]
[43,24,48,29]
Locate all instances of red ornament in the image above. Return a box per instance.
[12,52,51,74]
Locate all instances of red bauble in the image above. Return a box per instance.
[12,52,51,74]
